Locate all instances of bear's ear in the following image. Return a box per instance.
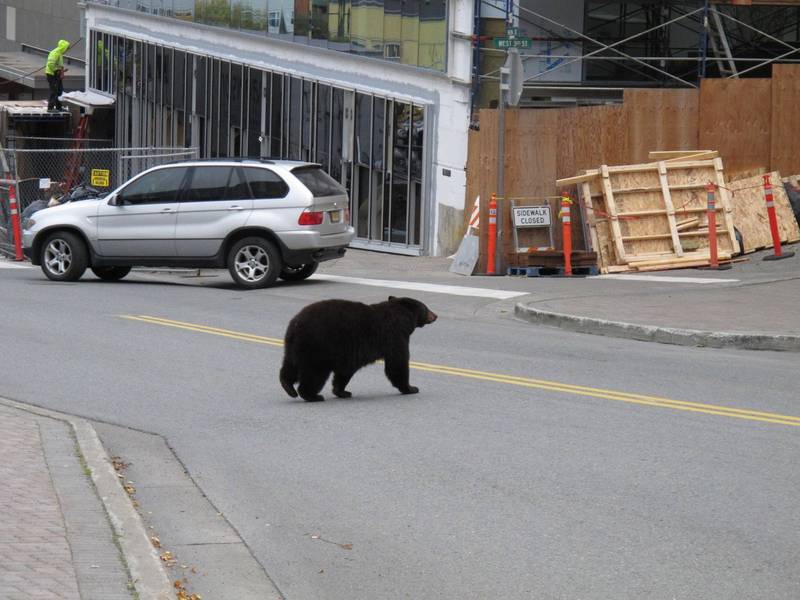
[388,295,396,301]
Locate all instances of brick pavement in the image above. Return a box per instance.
[0,405,134,600]
[0,411,81,600]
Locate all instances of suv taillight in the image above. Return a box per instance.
[298,209,324,226]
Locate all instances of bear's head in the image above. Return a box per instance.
[388,296,438,328]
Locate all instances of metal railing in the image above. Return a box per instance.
[0,143,199,258]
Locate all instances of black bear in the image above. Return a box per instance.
[279,296,438,401]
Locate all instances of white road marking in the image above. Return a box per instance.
[597,274,739,284]
[312,274,529,299]
[0,260,32,269]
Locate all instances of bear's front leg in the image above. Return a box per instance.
[384,344,418,395]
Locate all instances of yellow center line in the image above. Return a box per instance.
[121,314,800,428]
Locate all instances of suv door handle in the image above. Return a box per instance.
[227,205,245,211]
[161,207,175,213]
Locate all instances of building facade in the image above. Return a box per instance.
[84,0,474,256]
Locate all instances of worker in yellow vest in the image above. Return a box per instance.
[45,39,70,111]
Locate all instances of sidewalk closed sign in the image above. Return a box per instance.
[512,205,551,227]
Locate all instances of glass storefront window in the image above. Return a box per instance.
[289,77,302,160]
[174,51,186,111]
[315,84,331,170]
[93,30,427,250]
[270,72,284,157]
[246,68,263,157]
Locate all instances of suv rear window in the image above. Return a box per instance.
[292,166,346,197]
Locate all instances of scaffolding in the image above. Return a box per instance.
[475,0,800,108]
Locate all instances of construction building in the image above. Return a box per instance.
[2,1,800,256]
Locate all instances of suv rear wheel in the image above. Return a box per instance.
[40,231,88,282]
[279,262,318,281]
[227,237,282,289]
[91,266,132,281]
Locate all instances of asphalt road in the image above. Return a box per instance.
[1,263,799,599]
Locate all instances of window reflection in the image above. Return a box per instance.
[196,0,232,27]
[96,0,446,71]
[268,0,293,35]
[232,0,267,31]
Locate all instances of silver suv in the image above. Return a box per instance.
[22,159,354,289]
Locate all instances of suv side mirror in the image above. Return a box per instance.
[108,193,120,206]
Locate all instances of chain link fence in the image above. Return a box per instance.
[0,140,198,257]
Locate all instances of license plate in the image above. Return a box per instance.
[329,210,341,223]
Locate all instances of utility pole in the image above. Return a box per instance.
[495,0,512,276]
[494,0,525,275]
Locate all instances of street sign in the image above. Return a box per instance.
[506,27,521,38]
[493,38,532,50]
[512,205,552,228]
[504,49,523,107]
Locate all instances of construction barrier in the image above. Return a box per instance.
[8,182,22,261]
[560,194,572,276]
[468,195,480,232]
[762,174,796,261]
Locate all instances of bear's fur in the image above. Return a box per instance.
[279,296,438,401]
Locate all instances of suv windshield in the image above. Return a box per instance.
[292,166,346,197]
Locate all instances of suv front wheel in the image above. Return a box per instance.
[40,231,88,282]
[227,237,282,289]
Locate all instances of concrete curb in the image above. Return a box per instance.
[514,303,800,352]
[0,398,174,600]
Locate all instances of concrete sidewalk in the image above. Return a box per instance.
[317,246,800,352]
[0,399,173,600]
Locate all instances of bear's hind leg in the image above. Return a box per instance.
[332,369,356,398]
[279,357,299,398]
[297,367,331,402]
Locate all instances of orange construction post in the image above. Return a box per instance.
[9,182,23,261]
[762,174,795,261]
[560,194,572,276]
[486,193,497,274]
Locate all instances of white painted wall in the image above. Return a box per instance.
[85,2,474,257]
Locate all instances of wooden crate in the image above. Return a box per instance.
[559,157,738,273]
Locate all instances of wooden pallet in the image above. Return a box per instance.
[505,250,598,269]
[507,265,599,277]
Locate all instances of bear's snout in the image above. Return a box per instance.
[427,310,438,324]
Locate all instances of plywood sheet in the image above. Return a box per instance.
[699,78,771,173]
[623,89,699,163]
[729,171,800,252]
[771,64,800,177]
[556,104,628,181]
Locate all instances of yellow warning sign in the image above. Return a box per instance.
[91,169,110,187]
